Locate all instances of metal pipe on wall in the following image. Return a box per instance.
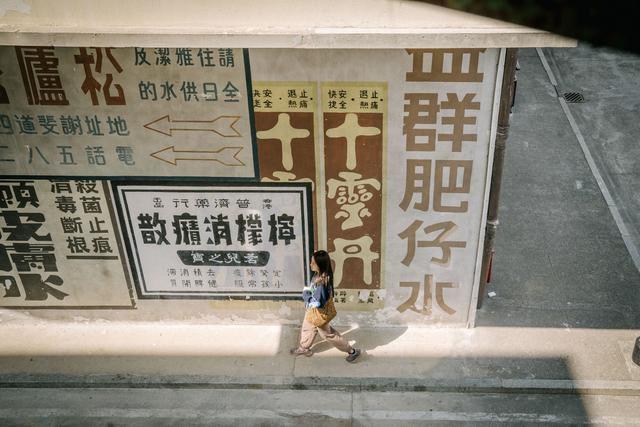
[477,48,519,309]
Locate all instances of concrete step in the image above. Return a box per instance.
[2,388,640,426]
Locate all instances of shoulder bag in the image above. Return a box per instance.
[305,297,337,327]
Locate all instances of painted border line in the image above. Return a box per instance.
[536,48,640,273]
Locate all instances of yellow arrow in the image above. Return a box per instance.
[150,146,245,166]
[144,115,242,137]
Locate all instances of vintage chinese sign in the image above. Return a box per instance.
[0,179,133,308]
[114,182,312,299]
[249,49,501,323]
[251,77,388,303]
[0,47,257,178]
[392,48,500,323]
[322,82,386,292]
[253,82,320,241]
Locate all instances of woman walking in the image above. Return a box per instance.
[290,250,361,363]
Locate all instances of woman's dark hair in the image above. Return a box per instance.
[312,250,334,294]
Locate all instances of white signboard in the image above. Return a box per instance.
[0,47,257,178]
[0,179,133,308]
[114,182,312,298]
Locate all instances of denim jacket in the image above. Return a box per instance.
[302,273,332,309]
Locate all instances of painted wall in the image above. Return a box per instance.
[0,46,501,326]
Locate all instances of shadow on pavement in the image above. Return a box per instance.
[308,326,408,355]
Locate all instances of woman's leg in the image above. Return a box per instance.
[298,318,318,350]
[316,322,352,353]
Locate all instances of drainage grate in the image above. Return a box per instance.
[563,92,585,103]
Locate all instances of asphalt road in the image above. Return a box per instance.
[477,45,640,330]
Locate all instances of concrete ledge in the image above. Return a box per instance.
[0,0,576,48]
[0,30,576,49]
[2,373,640,396]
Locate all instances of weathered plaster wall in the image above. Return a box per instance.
[0,46,501,327]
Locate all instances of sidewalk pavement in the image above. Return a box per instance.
[1,322,639,395]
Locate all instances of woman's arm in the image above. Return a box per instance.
[311,274,331,308]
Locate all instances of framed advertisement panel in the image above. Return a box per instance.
[113,181,313,299]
